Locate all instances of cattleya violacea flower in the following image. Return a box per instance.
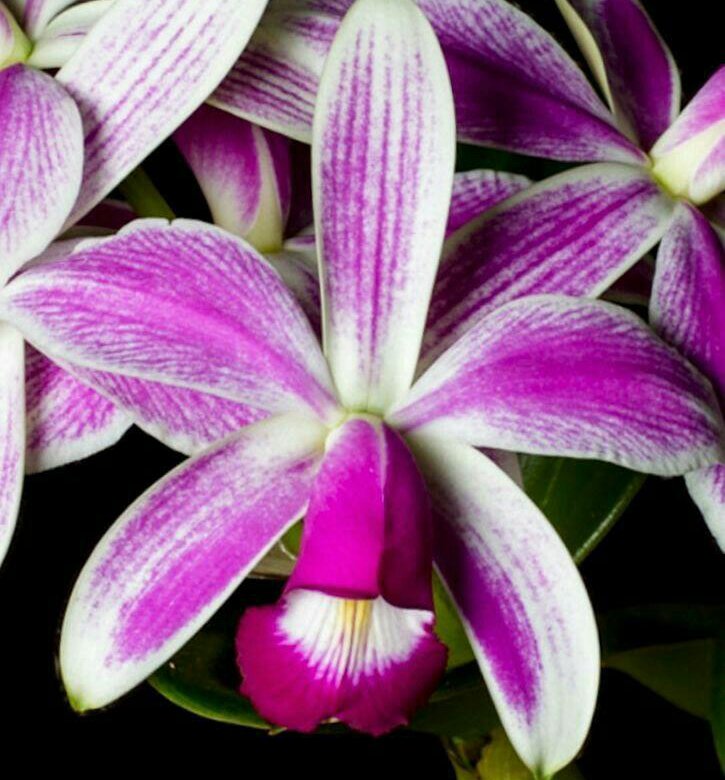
[0,0,270,564]
[212,0,725,545]
[1,0,722,774]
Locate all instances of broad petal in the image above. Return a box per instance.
[0,65,82,282]
[0,325,24,566]
[56,0,269,225]
[556,0,680,149]
[391,296,725,476]
[685,464,725,552]
[651,66,725,205]
[314,0,455,412]
[1,220,339,422]
[24,346,131,474]
[409,435,598,776]
[60,413,327,711]
[174,105,291,252]
[651,204,725,400]
[424,164,674,365]
[446,170,531,237]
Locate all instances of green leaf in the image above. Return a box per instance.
[711,642,725,772]
[433,573,475,669]
[520,455,646,562]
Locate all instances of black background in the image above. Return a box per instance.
[1,1,722,777]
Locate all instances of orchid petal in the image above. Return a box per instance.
[266,245,321,334]
[174,105,291,252]
[392,296,724,476]
[651,66,725,205]
[5,0,76,39]
[685,464,725,552]
[424,164,674,365]
[446,170,531,238]
[1,220,339,422]
[27,0,111,70]
[409,434,598,776]
[651,204,725,401]
[314,0,455,413]
[556,0,680,149]
[56,0,270,225]
[24,346,131,474]
[60,413,326,711]
[0,324,24,566]
[0,64,82,282]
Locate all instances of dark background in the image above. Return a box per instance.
[1,1,722,776]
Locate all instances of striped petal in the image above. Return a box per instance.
[556,0,680,149]
[391,296,725,476]
[56,0,269,225]
[314,0,455,413]
[651,67,725,205]
[174,105,291,253]
[424,164,674,365]
[446,170,531,237]
[0,64,82,282]
[651,204,725,401]
[1,220,339,422]
[60,413,327,711]
[685,464,725,552]
[409,435,598,776]
[24,346,131,474]
[0,324,24,566]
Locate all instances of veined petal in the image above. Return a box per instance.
[424,164,674,365]
[314,0,455,413]
[5,0,76,39]
[60,413,327,711]
[391,296,725,476]
[651,67,725,205]
[651,204,725,401]
[0,64,82,282]
[24,346,131,474]
[685,464,725,552]
[0,324,24,566]
[556,0,680,149]
[446,170,531,237]
[1,220,339,422]
[174,105,291,253]
[409,435,598,776]
[418,0,643,163]
[67,365,266,456]
[56,0,269,225]
[26,0,111,70]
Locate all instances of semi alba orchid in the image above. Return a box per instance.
[0,0,270,564]
[1,0,722,774]
[214,0,725,546]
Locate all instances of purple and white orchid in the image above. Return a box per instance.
[1,0,722,774]
[214,0,725,546]
[0,0,271,563]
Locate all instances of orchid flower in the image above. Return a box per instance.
[1,0,722,773]
[0,0,271,564]
[213,0,725,546]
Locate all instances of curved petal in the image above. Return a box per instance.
[651,66,725,205]
[5,0,77,38]
[0,64,82,282]
[1,220,339,422]
[24,346,131,474]
[56,0,270,225]
[174,105,291,252]
[556,0,680,149]
[424,164,674,365]
[391,296,725,476]
[685,464,725,552]
[651,204,725,400]
[446,170,531,238]
[313,0,455,413]
[0,324,25,566]
[266,245,321,334]
[409,435,598,776]
[60,413,327,711]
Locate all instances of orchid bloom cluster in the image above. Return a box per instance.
[0,0,723,777]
